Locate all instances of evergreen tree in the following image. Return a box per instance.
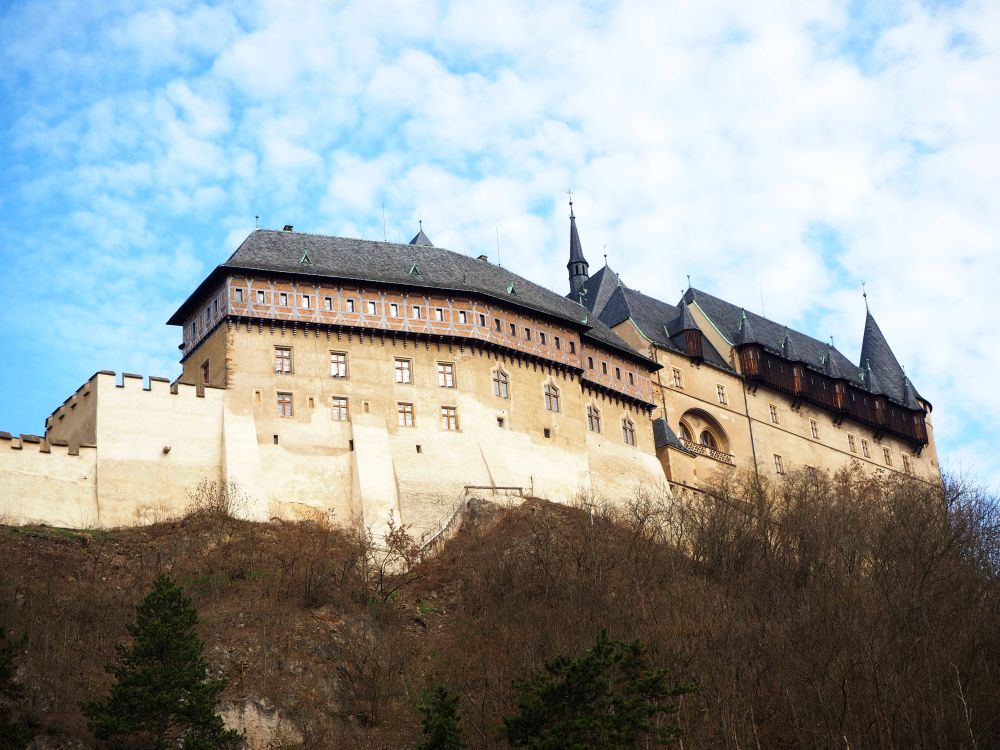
[0,626,33,750]
[81,575,242,750]
[416,684,466,750]
[502,630,694,749]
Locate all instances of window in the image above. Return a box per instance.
[555,336,561,350]
[902,454,911,473]
[192,320,198,336]
[774,454,785,474]
[509,322,517,336]
[569,341,576,353]
[810,419,819,439]
[587,405,602,433]
[331,397,348,421]
[615,367,622,380]
[302,294,311,309]
[277,392,293,418]
[256,290,265,304]
[438,362,455,388]
[274,346,292,374]
[883,446,892,466]
[412,305,422,319]
[848,434,857,453]
[387,302,398,317]
[235,288,244,303]
[493,369,510,399]
[716,384,727,404]
[679,422,692,441]
[601,362,608,376]
[700,430,717,449]
[346,298,355,313]
[200,360,210,384]
[540,332,546,345]
[440,406,458,431]
[398,402,414,427]
[434,308,444,321]
[525,327,531,341]
[622,417,636,446]
[279,292,288,306]
[628,372,635,386]
[395,358,412,384]
[861,439,871,458]
[214,299,219,314]
[324,296,333,311]
[330,351,348,378]
[544,383,560,412]
[587,356,594,369]
[478,313,486,327]
[495,318,502,331]
[459,311,468,324]
[367,300,377,315]
[205,306,210,323]
[769,404,779,424]
[672,368,683,388]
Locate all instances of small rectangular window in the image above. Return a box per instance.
[200,360,210,384]
[324,296,333,311]
[235,288,244,303]
[302,294,311,309]
[902,454,911,473]
[330,351,348,378]
[848,434,857,453]
[509,322,517,336]
[205,306,211,323]
[398,402,414,427]
[193,320,198,337]
[257,290,265,304]
[588,356,594,369]
[672,368,683,388]
[769,404,779,424]
[440,406,458,431]
[279,292,288,306]
[601,362,608,376]
[390,303,399,317]
[525,327,531,341]
[331,397,349,421]
[346,299,355,313]
[628,372,635,385]
[862,439,871,458]
[774,454,785,475]
[459,311,468,324]
[615,366,622,380]
[716,384,727,404]
[395,358,412,384]
[810,419,819,439]
[495,318,502,331]
[479,313,486,326]
[437,362,455,388]
[540,332,546,345]
[883,446,892,466]
[277,392,293,418]
[554,336,561,350]
[367,300,377,315]
[274,346,292,374]
[435,307,444,321]
[569,341,575,354]
[412,305,422,319]
[214,299,219,314]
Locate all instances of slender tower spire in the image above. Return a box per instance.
[567,193,590,299]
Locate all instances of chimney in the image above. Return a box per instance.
[283,224,293,232]
[477,254,488,262]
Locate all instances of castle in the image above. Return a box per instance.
[0,205,939,536]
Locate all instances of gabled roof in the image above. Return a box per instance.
[859,310,923,405]
[409,226,433,246]
[169,229,655,367]
[682,287,863,388]
[578,265,621,316]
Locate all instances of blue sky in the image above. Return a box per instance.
[1,0,998,486]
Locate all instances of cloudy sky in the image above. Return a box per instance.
[1,0,997,485]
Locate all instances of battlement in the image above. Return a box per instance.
[0,431,96,457]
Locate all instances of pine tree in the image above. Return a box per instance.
[416,684,466,750]
[0,627,33,750]
[502,630,694,749]
[81,575,242,750]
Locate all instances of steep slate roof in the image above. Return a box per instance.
[568,209,587,266]
[653,417,692,453]
[579,265,621,318]
[860,310,923,406]
[409,225,433,246]
[170,229,653,367]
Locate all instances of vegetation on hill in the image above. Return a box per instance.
[0,467,998,748]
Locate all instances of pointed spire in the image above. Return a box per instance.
[900,373,920,410]
[676,303,698,332]
[409,220,433,247]
[567,194,590,298]
[859,309,906,400]
[734,308,758,346]
[822,342,848,380]
[781,328,801,361]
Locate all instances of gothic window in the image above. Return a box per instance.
[672,368,683,388]
[861,439,871,458]
[848,434,857,453]
[902,454,911,473]
[493,369,510,399]
[810,419,819,439]
[679,422,692,441]
[769,404,779,424]
[717,384,727,405]
[883,446,892,466]
[622,417,636,446]
[774,454,785,474]
[587,405,601,433]
[398,402,414,427]
[700,430,717,449]
[544,383,560,412]
[277,392,293,418]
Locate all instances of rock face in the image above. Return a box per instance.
[220,695,303,749]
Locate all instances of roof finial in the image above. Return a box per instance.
[567,189,575,218]
[862,281,869,312]
[603,244,607,266]
[686,274,691,290]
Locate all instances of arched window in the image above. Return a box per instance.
[493,368,510,399]
[678,421,692,442]
[587,405,601,433]
[622,416,636,446]
[699,430,717,449]
[544,383,560,412]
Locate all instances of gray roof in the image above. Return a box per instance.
[171,229,652,366]
[653,418,691,453]
[568,210,587,266]
[409,225,433,246]
[579,265,622,318]
[860,310,923,406]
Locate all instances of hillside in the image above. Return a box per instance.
[2,468,999,749]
